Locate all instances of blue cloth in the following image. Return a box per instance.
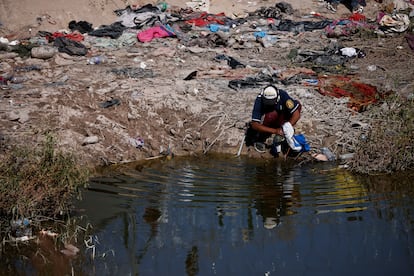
[293,134,310,152]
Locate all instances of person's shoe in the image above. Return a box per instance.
[326,2,338,13]
[352,5,364,13]
[254,142,267,153]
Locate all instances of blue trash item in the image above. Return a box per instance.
[293,134,310,152]
[209,24,229,32]
[254,31,266,38]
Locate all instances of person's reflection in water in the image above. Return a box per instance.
[143,207,162,235]
[253,164,299,230]
[185,246,199,276]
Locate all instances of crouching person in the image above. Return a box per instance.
[245,84,302,155]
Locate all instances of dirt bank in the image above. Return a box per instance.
[1,0,413,168]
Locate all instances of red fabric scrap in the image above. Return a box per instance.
[349,13,366,22]
[50,32,84,42]
[317,76,382,112]
[185,12,226,27]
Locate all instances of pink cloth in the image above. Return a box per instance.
[137,26,174,42]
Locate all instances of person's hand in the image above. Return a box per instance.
[273,128,283,136]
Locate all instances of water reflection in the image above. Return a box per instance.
[2,155,413,275]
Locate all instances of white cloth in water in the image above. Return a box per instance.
[282,122,302,151]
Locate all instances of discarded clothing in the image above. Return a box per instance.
[187,32,229,48]
[137,25,175,42]
[275,19,332,33]
[318,76,383,112]
[378,13,410,33]
[214,54,245,69]
[88,22,127,39]
[185,12,227,27]
[114,4,159,16]
[50,32,84,42]
[293,134,310,152]
[249,6,282,18]
[99,99,121,108]
[228,73,278,90]
[184,71,197,80]
[53,37,87,56]
[325,17,377,38]
[68,20,93,33]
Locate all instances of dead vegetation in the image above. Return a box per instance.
[0,134,89,237]
[347,95,414,173]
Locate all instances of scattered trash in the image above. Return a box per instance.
[9,76,27,84]
[320,147,336,161]
[130,136,144,148]
[208,24,230,32]
[302,79,318,86]
[99,98,120,108]
[87,55,108,65]
[339,153,355,160]
[82,136,99,145]
[184,70,197,80]
[340,47,357,57]
[139,61,147,69]
[10,218,32,238]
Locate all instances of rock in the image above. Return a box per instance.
[82,136,99,145]
[31,46,57,59]
[8,110,30,123]
[0,52,18,59]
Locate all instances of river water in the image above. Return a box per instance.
[4,155,414,275]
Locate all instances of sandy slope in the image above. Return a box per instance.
[0,0,319,34]
[0,0,413,167]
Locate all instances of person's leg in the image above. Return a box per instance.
[245,122,271,148]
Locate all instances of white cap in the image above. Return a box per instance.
[261,85,280,106]
[262,85,278,100]
[264,217,278,229]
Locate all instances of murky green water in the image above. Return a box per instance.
[4,155,414,275]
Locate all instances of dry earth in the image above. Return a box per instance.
[0,0,413,168]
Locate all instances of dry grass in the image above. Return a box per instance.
[0,134,89,234]
[348,95,414,174]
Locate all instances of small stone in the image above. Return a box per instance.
[82,136,99,145]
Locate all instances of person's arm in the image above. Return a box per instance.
[251,108,301,135]
[251,121,284,136]
[289,108,301,126]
